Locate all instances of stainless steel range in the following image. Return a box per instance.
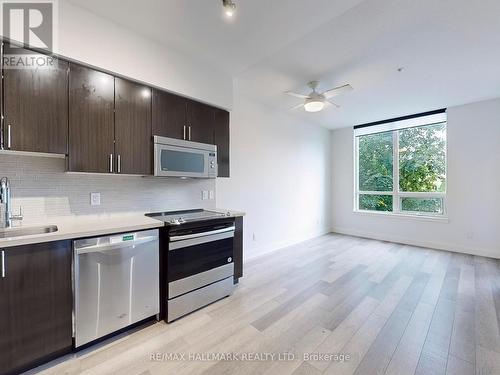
[147,209,235,322]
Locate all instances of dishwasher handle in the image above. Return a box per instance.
[76,235,158,255]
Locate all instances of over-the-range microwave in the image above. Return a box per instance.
[153,136,217,178]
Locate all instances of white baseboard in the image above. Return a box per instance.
[244,227,331,261]
[332,226,500,260]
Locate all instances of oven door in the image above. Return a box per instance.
[167,223,234,298]
[154,143,209,178]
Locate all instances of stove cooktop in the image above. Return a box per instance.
[146,209,231,225]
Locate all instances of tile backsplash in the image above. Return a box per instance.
[0,154,216,221]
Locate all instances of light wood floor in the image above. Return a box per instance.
[31,234,500,375]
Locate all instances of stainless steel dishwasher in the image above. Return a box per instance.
[73,229,160,348]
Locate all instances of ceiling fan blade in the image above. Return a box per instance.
[327,100,340,108]
[284,91,309,99]
[290,103,305,110]
[322,84,353,99]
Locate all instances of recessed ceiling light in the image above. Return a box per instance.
[222,0,236,18]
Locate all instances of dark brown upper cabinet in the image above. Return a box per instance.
[214,108,230,177]
[0,38,230,175]
[115,78,152,175]
[2,44,68,154]
[0,241,73,375]
[68,64,115,173]
[152,89,215,144]
[152,89,187,140]
[186,99,215,144]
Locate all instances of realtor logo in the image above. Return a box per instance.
[1,0,57,68]
[1,0,56,52]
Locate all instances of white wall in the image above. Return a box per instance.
[331,98,500,259]
[56,1,232,109]
[217,92,332,259]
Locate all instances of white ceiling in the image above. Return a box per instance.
[67,0,365,75]
[68,0,500,129]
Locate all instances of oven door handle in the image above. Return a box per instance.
[169,226,235,242]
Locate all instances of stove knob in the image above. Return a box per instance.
[227,257,232,263]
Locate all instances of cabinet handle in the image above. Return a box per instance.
[1,250,5,278]
[6,124,11,149]
[188,126,192,141]
[183,125,186,140]
[117,154,121,174]
[109,154,113,173]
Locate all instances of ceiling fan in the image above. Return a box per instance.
[285,81,353,112]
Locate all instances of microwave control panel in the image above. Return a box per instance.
[208,152,218,178]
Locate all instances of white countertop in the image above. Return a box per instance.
[0,209,244,248]
[0,213,164,248]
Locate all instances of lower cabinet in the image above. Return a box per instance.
[233,216,243,283]
[0,241,73,375]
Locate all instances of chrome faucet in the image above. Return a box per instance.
[0,177,23,228]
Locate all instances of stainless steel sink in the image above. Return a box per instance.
[0,225,58,239]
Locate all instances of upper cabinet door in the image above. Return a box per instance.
[152,89,187,140]
[187,100,215,144]
[68,64,115,173]
[3,44,68,154]
[115,78,152,175]
[214,108,230,177]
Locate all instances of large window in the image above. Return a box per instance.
[355,111,447,216]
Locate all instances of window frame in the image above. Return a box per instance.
[353,121,447,218]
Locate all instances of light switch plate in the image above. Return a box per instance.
[209,190,214,200]
[202,190,208,200]
[90,192,101,206]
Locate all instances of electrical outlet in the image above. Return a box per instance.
[202,190,208,200]
[90,192,101,206]
[209,190,214,200]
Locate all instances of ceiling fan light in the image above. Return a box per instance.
[304,100,325,112]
